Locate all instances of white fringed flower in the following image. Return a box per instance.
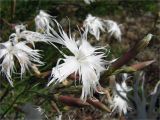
[84,0,95,4]
[104,20,122,41]
[83,14,105,40]
[110,74,132,115]
[21,103,45,120]
[35,10,55,34]
[47,25,109,100]
[0,33,43,86]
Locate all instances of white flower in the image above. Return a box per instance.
[0,33,43,86]
[83,14,105,40]
[110,75,132,115]
[21,103,44,120]
[84,0,95,4]
[104,20,122,41]
[35,10,55,34]
[47,25,110,100]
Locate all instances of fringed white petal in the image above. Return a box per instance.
[83,14,105,40]
[34,10,67,46]
[35,10,55,35]
[52,22,79,55]
[14,51,31,77]
[80,63,101,100]
[0,42,11,59]
[104,20,122,41]
[14,22,63,46]
[1,53,15,86]
[18,30,54,46]
[15,42,44,65]
[48,56,79,86]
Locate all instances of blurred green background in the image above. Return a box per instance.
[0,0,159,119]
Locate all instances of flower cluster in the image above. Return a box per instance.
[83,14,122,41]
[0,10,128,114]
